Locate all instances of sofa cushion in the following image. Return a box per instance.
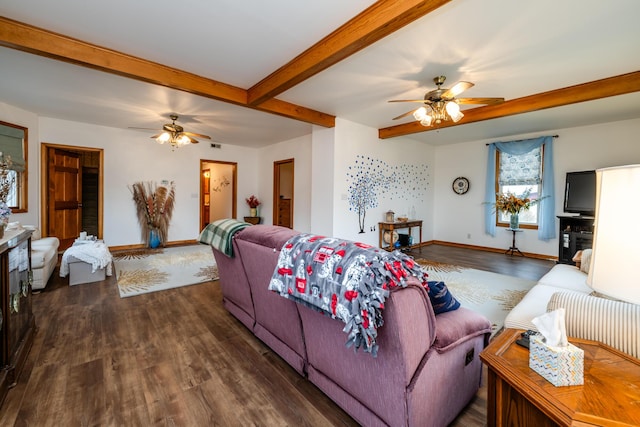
[235,224,299,250]
[433,307,491,351]
[426,281,460,314]
[536,264,593,293]
[504,284,588,331]
[30,237,59,269]
[548,291,640,359]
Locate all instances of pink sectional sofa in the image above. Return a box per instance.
[208,224,492,427]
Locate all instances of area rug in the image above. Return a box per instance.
[113,244,218,298]
[415,259,535,336]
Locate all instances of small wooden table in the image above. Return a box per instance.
[243,216,261,225]
[480,328,640,426]
[505,228,524,256]
[378,219,422,251]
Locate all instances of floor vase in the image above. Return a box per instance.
[149,229,162,248]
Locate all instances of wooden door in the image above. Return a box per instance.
[201,168,211,231]
[273,159,294,228]
[47,147,82,249]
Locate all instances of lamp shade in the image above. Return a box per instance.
[587,164,640,304]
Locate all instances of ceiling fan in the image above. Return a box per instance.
[389,76,504,127]
[131,114,211,148]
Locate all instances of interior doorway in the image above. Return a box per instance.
[41,143,104,250]
[200,159,237,231]
[273,159,294,228]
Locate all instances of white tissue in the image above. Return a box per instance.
[531,308,568,347]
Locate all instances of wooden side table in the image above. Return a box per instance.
[505,228,524,256]
[243,216,261,225]
[378,219,422,251]
[480,328,640,426]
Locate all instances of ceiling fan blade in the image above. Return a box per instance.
[392,109,418,120]
[441,81,474,99]
[456,97,505,105]
[150,133,162,139]
[128,126,161,131]
[388,99,432,103]
[183,131,211,139]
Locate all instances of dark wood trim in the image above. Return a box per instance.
[428,239,557,261]
[108,239,198,252]
[247,0,453,105]
[379,71,640,139]
[0,16,335,128]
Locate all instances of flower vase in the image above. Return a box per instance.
[149,229,162,248]
[250,207,257,217]
[509,213,519,230]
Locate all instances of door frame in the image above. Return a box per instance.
[199,159,237,231]
[273,158,294,228]
[41,143,104,239]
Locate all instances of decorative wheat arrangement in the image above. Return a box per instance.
[129,181,176,247]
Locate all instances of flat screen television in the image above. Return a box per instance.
[563,170,596,216]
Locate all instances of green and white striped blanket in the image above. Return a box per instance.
[198,218,251,257]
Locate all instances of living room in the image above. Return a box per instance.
[1,1,640,425]
[3,105,640,256]
[1,1,639,255]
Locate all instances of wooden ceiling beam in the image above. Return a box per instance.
[378,71,640,139]
[0,16,335,128]
[247,0,453,106]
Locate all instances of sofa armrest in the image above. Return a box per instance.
[547,291,640,359]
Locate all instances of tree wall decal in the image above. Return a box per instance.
[347,155,429,233]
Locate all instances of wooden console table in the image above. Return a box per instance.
[0,229,35,408]
[480,328,640,426]
[378,220,422,251]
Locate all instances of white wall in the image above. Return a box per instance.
[0,102,40,226]
[310,125,335,235]
[257,134,312,232]
[433,117,640,257]
[331,118,435,247]
[38,117,259,246]
[7,97,640,255]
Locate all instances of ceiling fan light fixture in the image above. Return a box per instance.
[450,110,464,122]
[177,134,192,146]
[420,115,433,127]
[413,106,428,121]
[390,75,502,127]
[446,101,464,122]
[156,132,171,143]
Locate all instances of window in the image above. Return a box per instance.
[0,121,27,213]
[496,146,543,228]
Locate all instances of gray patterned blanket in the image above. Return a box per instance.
[268,233,428,355]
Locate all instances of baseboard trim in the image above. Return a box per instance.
[422,240,557,261]
[109,239,198,252]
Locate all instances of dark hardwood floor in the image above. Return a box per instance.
[1,244,555,426]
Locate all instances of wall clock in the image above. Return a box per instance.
[452,177,470,195]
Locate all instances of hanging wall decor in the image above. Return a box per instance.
[346,155,429,233]
[130,181,176,248]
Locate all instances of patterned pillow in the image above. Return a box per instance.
[426,281,460,314]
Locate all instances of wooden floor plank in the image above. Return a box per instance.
[1,244,554,426]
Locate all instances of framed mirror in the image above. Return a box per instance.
[0,120,28,213]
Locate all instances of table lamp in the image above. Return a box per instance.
[586,164,640,304]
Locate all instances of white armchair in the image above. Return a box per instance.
[24,226,60,290]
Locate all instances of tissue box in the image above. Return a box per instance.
[529,335,584,386]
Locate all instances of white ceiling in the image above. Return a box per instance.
[1,0,639,148]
